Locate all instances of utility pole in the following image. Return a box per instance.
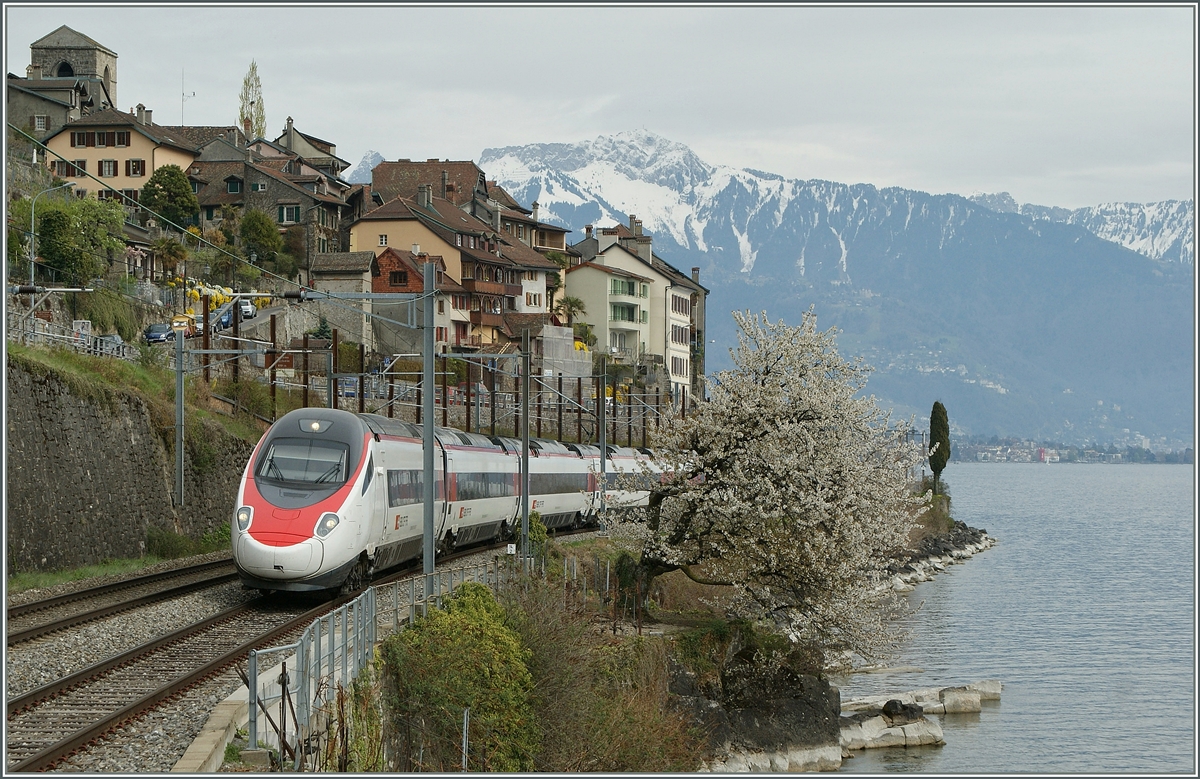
[520,330,531,566]
[175,329,185,507]
[422,260,436,582]
[599,355,607,528]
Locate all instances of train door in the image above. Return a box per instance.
[438,449,454,543]
[374,446,388,549]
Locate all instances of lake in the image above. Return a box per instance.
[831,463,1195,773]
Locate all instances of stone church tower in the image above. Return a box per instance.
[29,25,117,110]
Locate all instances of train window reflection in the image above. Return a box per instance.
[257,438,349,486]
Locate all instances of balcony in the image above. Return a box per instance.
[470,310,505,328]
[462,278,520,297]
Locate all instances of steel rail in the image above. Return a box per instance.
[7,596,349,773]
[7,559,235,620]
[5,526,596,772]
[6,571,239,646]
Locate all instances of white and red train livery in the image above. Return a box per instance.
[233,407,656,593]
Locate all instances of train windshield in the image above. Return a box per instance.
[257,438,350,486]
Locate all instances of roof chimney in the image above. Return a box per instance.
[441,170,449,199]
[136,103,145,124]
[628,214,637,229]
[585,224,593,239]
[691,267,700,283]
[412,243,420,255]
[633,218,642,237]
[243,116,252,137]
[143,108,152,125]
[418,184,432,209]
[286,116,294,148]
[26,64,41,80]
[492,206,500,231]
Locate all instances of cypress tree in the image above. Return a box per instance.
[929,400,950,494]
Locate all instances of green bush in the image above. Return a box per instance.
[513,511,549,559]
[146,526,195,559]
[198,522,231,553]
[379,584,536,771]
[145,522,229,558]
[499,576,705,771]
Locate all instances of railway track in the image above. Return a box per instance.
[4,528,596,772]
[6,560,239,647]
[5,593,345,773]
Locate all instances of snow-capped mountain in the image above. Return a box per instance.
[345,150,385,185]
[479,131,1193,445]
[967,192,1194,265]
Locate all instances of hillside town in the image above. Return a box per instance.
[6,26,708,408]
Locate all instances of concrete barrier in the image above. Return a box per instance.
[171,686,249,773]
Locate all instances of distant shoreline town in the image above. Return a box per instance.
[952,438,1193,465]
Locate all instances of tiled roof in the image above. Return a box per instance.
[354,196,418,221]
[503,312,552,337]
[50,108,198,152]
[651,254,709,293]
[565,261,651,282]
[311,251,375,273]
[497,237,559,270]
[484,182,527,212]
[371,160,486,206]
[156,125,247,148]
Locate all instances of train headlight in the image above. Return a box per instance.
[315,512,340,538]
[235,506,253,532]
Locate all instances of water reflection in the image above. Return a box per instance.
[831,464,1194,773]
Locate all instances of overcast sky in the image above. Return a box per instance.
[6,4,1195,209]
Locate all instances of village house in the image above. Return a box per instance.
[370,246,469,354]
[39,104,196,208]
[6,26,118,144]
[13,24,707,400]
[347,186,560,351]
[570,216,708,406]
[306,250,375,354]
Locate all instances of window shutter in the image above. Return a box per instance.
[86,132,95,147]
[125,160,131,177]
[278,206,284,222]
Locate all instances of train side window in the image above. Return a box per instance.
[388,469,422,506]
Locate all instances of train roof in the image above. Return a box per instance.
[358,414,499,449]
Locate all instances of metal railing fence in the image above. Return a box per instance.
[245,558,511,770]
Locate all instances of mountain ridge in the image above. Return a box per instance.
[475,131,1193,447]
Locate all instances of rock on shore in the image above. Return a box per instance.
[686,522,996,771]
[881,521,997,594]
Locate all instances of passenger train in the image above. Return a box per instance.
[232,407,657,594]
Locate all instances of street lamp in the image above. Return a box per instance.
[30,181,76,286]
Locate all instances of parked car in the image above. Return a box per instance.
[239,298,257,319]
[212,307,233,331]
[144,322,175,344]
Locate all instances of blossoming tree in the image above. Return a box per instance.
[620,309,926,667]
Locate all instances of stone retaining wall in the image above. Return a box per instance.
[6,354,255,573]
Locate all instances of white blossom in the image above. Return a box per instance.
[617,309,926,668]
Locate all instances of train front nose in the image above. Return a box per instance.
[236,534,324,580]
